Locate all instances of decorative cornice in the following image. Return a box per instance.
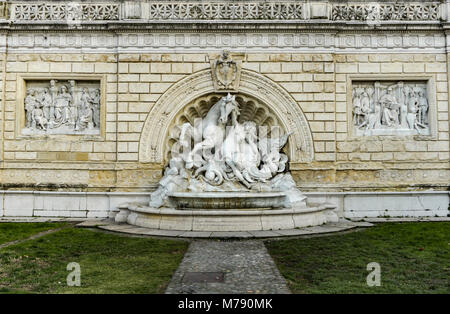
[2,30,446,54]
[1,1,446,24]
[10,2,120,21]
[145,1,305,21]
[331,2,441,22]
[1,1,449,53]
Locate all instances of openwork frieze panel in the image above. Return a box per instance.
[332,2,440,21]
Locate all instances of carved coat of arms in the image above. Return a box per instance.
[210,51,242,92]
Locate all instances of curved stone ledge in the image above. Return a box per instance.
[122,203,335,232]
[128,204,329,216]
[168,192,289,210]
[96,219,374,238]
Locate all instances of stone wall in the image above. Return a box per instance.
[0,0,449,218]
[333,53,449,191]
[2,52,448,189]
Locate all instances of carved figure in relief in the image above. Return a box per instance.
[91,88,101,128]
[32,102,48,130]
[400,86,410,128]
[406,90,419,131]
[352,88,363,126]
[360,91,371,117]
[41,88,52,121]
[77,88,94,130]
[366,102,381,131]
[49,80,57,123]
[68,80,78,127]
[23,80,100,134]
[380,86,400,127]
[54,85,72,126]
[24,88,38,127]
[353,81,429,135]
[418,90,429,125]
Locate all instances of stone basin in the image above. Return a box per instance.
[168,192,286,210]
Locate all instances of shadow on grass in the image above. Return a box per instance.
[0,228,189,294]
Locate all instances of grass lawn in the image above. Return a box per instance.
[0,227,188,294]
[265,222,450,294]
[0,222,68,245]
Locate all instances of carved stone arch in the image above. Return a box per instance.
[139,69,314,164]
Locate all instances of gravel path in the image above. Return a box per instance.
[165,239,290,294]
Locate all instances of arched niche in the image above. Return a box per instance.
[139,69,314,164]
[166,93,287,162]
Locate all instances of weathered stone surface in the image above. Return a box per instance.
[0,0,447,221]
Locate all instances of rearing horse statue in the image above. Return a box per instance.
[181,93,240,169]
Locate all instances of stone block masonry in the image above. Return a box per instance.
[0,0,448,219]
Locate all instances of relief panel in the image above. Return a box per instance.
[352,80,431,136]
[21,79,101,136]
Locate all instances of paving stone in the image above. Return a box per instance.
[117,227,150,234]
[182,272,225,284]
[304,226,333,234]
[210,232,254,238]
[179,231,212,238]
[248,230,281,237]
[273,228,315,236]
[166,240,290,294]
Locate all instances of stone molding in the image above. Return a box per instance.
[0,1,449,53]
[138,68,314,165]
[3,31,447,54]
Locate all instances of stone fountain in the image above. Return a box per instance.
[116,94,338,232]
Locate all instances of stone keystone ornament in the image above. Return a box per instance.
[210,51,242,92]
